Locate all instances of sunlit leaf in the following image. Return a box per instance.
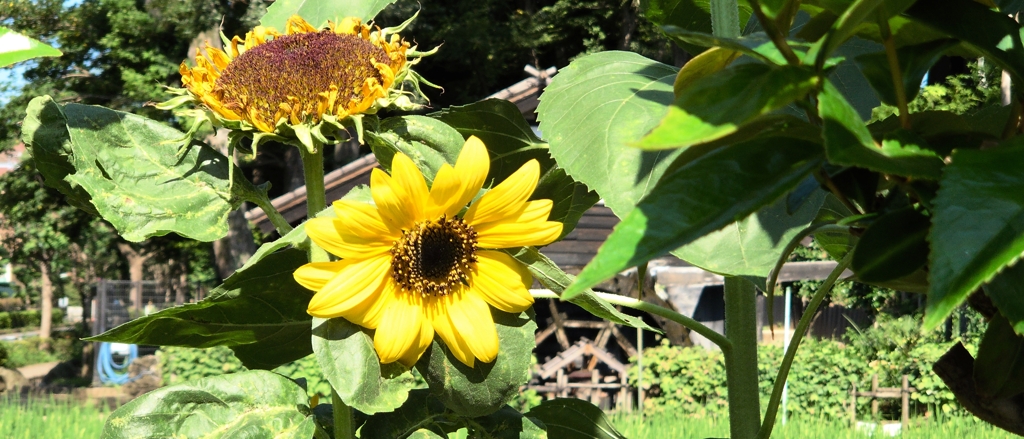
[261,0,397,30]
[0,26,62,67]
[101,370,315,439]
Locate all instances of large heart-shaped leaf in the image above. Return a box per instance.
[537,51,680,219]
[984,263,1024,336]
[101,370,316,439]
[974,315,1024,399]
[22,96,252,242]
[564,137,824,299]
[673,188,826,289]
[416,310,536,418]
[261,0,397,30]
[312,317,419,415]
[927,138,1024,328]
[367,115,467,184]
[20,96,97,214]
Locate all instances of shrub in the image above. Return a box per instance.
[159,346,331,398]
[631,329,969,421]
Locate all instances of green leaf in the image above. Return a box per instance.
[926,138,1024,329]
[850,207,929,283]
[659,29,793,65]
[89,249,314,370]
[673,188,826,289]
[818,80,945,180]
[20,96,96,215]
[640,0,753,54]
[473,406,547,439]
[904,0,1024,85]
[809,0,887,68]
[410,430,446,439]
[429,99,600,238]
[311,317,418,415]
[368,115,467,184]
[824,37,882,121]
[417,310,536,418]
[974,314,1024,399]
[524,399,626,439]
[564,137,823,299]
[0,26,62,67]
[637,63,819,150]
[260,0,396,30]
[984,263,1024,336]
[505,247,658,332]
[537,51,681,218]
[868,108,1011,156]
[361,389,452,439]
[101,370,314,439]
[25,98,251,242]
[813,193,857,260]
[854,39,957,107]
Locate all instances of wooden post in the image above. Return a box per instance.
[556,369,568,398]
[590,369,601,406]
[901,375,910,431]
[849,381,857,426]
[871,375,879,419]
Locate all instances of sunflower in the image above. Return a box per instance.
[160,14,433,153]
[293,136,563,367]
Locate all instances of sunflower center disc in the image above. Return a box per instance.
[214,30,387,125]
[391,216,478,297]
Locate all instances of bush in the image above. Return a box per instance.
[1,338,60,368]
[159,346,331,398]
[631,317,972,420]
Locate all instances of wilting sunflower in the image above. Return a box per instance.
[160,14,434,153]
[293,136,563,367]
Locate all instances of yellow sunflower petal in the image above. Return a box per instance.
[293,261,348,292]
[398,312,435,367]
[390,153,428,221]
[373,294,426,364]
[340,280,395,330]
[475,220,563,249]
[333,200,400,237]
[450,137,490,217]
[426,164,463,219]
[446,292,499,364]
[370,168,416,230]
[307,254,390,318]
[430,296,477,367]
[305,217,393,259]
[470,251,534,313]
[464,159,540,226]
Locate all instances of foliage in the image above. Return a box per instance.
[159,346,332,399]
[633,313,983,420]
[0,396,110,438]
[0,309,65,330]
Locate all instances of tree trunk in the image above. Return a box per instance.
[117,242,152,313]
[38,261,53,349]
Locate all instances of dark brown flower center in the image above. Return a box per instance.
[214,30,387,124]
[391,216,478,297]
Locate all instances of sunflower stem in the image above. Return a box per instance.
[249,193,294,236]
[299,145,347,437]
[300,145,330,263]
[723,276,762,439]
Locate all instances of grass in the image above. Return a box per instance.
[0,397,108,438]
[611,412,1020,438]
[0,395,1018,438]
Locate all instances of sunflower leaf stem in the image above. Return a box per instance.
[529,290,732,350]
[758,252,853,439]
[243,190,293,236]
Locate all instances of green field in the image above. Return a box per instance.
[0,397,1018,438]
[0,397,108,438]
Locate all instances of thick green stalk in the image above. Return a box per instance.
[710,0,741,38]
[758,253,853,438]
[723,276,762,438]
[300,147,329,263]
[249,193,294,236]
[299,146,348,438]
